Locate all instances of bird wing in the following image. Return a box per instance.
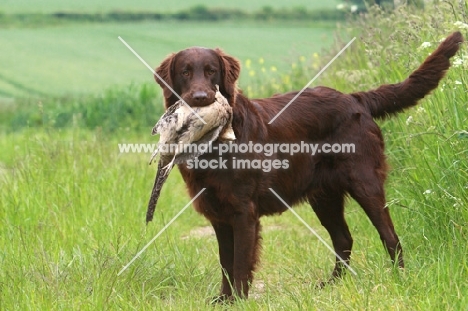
[150,101,184,162]
[214,87,236,141]
[151,101,183,136]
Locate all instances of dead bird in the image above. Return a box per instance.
[146,86,235,223]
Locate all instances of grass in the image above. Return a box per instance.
[1,0,468,309]
[0,20,336,98]
[0,0,341,13]
[1,127,466,310]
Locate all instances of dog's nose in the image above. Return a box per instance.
[192,91,208,101]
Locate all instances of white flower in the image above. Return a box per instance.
[454,21,468,29]
[406,115,413,125]
[416,106,426,113]
[455,80,462,85]
[453,56,463,67]
[419,42,432,49]
[423,189,432,195]
[336,4,345,10]
[351,5,358,13]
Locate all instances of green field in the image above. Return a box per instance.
[0,0,341,13]
[1,0,468,310]
[0,21,336,98]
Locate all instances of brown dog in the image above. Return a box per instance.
[153,32,463,300]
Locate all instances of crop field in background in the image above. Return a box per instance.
[0,0,467,310]
[0,0,341,13]
[0,21,336,98]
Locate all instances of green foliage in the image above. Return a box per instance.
[3,83,165,132]
[0,6,347,27]
[1,0,468,309]
[0,0,341,14]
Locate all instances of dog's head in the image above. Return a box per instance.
[155,47,240,109]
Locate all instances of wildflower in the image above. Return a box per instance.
[416,106,425,114]
[245,59,251,69]
[258,57,264,65]
[423,189,432,195]
[313,52,319,59]
[406,115,413,125]
[351,5,358,13]
[453,56,463,67]
[336,4,345,10]
[270,66,277,72]
[454,21,468,29]
[419,42,432,49]
[261,67,266,73]
[247,85,253,97]
[455,80,462,85]
[249,70,255,77]
[299,56,306,62]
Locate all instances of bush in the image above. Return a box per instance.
[4,83,165,132]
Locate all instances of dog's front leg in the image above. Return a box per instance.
[212,222,235,300]
[232,204,260,299]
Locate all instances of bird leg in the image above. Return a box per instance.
[148,146,160,165]
[162,154,176,172]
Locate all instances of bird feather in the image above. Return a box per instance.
[146,86,236,223]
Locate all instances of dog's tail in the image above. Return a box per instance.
[351,31,463,119]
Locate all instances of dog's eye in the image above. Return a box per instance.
[182,70,190,77]
[207,69,216,75]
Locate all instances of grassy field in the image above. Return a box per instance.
[0,21,336,98]
[1,1,468,310]
[0,0,341,13]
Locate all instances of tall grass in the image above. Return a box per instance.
[1,1,467,309]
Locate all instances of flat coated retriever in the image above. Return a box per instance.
[153,32,463,301]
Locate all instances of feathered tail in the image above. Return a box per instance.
[351,31,463,119]
[146,161,171,223]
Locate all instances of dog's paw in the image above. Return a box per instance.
[314,277,339,290]
[207,294,235,305]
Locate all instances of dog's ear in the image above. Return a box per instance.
[154,53,176,104]
[215,48,240,103]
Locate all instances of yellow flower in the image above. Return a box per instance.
[247,85,253,96]
[249,70,255,77]
[259,57,264,65]
[299,56,306,62]
[261,67,266,73]
[270,66,277,72]
[313,52,319,59]
[292,63,297,69]
[245,59,251,69]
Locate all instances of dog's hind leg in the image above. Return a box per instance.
[348,168,404,269]
[308,191,353,284]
